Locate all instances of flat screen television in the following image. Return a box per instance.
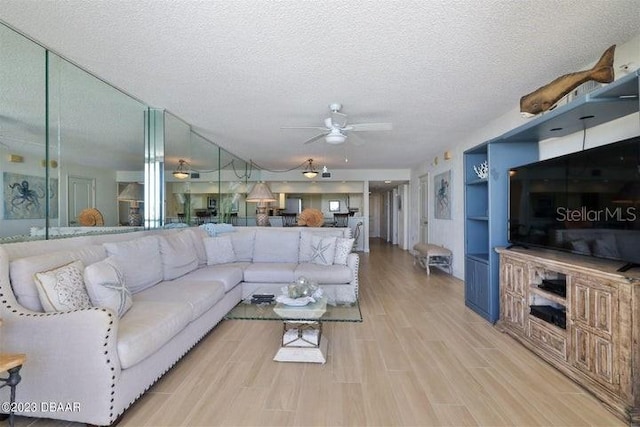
[508,136,640,272]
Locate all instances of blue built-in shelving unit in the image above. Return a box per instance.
[463,69,640,323]
[464,142,538,322]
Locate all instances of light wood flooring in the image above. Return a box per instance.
[17,239,624,426]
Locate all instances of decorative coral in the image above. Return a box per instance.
[298,208,324,227]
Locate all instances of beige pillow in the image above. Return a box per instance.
[34,260,92,312]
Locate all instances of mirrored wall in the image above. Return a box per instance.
[0,21,252,241]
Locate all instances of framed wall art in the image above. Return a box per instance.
[434,169,451,220]
[4,172,58,219]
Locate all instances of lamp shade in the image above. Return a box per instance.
[246,182,276,202]
[302,158,318,178]
[173,159,189,179]
[118,182,144,202]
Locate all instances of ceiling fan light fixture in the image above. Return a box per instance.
[325,132,346,145]
[173,159,190,179]
[302,158,318,178]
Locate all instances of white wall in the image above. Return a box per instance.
[409,33,640,280]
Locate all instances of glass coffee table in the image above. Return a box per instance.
[225,297,362,364]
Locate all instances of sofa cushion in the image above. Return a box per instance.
[134,279,225,321]
[104,236,164,294]
[253,229,299,263]
[10,244,107,311]
[295,263,353,284]
[117,300,192,369]
[299,229,346,262]
[310,235,337,266]
[200,223,235,237]
[34,260,92,312]
[244,263,297,283]
[158,231,199,280]
[230,230,256,262]
[182,264,244,292]
[84,257,133,317]
[184,228,209,266]
[203,235,236,265]
[334,237,355,265]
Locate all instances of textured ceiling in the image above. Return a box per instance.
[0,0,639,171]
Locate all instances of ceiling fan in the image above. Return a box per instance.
[282,103,392,145]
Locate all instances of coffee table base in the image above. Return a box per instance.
[274,336,328,364]
[274,321,328,364]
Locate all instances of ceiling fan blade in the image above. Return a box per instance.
[346,122,393,132]
[281,126,329,131]
[350,133,366,146]
[303,132,329,144]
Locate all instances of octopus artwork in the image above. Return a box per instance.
[8,180,43,211]
[3,173,58,219]
[520,45,616,116]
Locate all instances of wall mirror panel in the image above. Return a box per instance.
[164,112,193,224]
[0,21,148,241]
[0,20,276,241]
[0,23,47,240]
[48,53,147,231]
[220,148,253,226]
[165,123,223,226]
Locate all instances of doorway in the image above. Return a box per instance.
[285,197,302,214]
[67,176,95,226]
[419,174,429,244]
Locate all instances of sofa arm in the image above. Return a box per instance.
[0,307,121,424]
[347,252,360,299]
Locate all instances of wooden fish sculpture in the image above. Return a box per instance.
[520,45,616,116]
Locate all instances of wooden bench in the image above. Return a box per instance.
[412,243,452,275]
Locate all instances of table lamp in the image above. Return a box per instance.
[246,182,276,226]
[118,182,144,226]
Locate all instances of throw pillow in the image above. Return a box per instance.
[34,260,92,312]
[103,236,163,294]
[310,235,337,266]
[199,223,235,237]
[158,231,199,280]
[84,257,132,317]
[570,239,591,255]
[592,236,621,259]
[334,237,355,265]
[299,230,344,262]
[203,235,237,265]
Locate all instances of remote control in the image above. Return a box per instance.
[252,293,274,299]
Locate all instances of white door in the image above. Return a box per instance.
[68,176,95,225]
[419,174,429,244]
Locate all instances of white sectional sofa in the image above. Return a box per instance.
[0,226,358,425]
